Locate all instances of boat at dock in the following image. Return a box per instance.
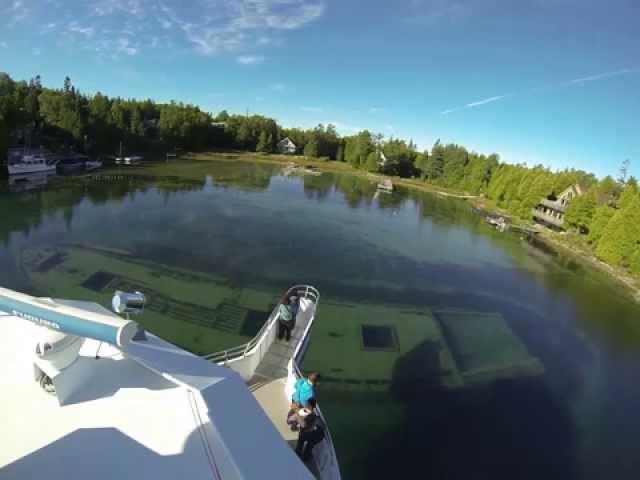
[283,163,322,177]
[115,155,143,166]
[6,147,58,176]
[0,279,341,479]
[114,141,143,165]
[377,179,394,193]
[57,154,89,174]
[84,158,103,172]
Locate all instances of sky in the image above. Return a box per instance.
[0,0,638,178]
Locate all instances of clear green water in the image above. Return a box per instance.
[2,159,640,479]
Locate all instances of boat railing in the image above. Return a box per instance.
[203,285,319,373]
[283,292,341,480]
[288,360,342,480]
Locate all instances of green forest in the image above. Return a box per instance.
[1,72,638,279]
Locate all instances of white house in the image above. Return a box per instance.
[277,137,297,155]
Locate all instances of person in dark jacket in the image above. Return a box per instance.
[295,398,325,462]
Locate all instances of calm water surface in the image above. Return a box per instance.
[1,159,640,479]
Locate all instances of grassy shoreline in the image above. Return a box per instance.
[188,151,640,301]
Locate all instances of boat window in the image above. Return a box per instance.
[361,325,398,351]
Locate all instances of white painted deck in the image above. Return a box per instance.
[0,313,313,479]
[251,298,315,384]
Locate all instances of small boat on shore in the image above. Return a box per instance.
[84,158,103,172]
[57,154,89,174]
[115,155,143,166]
[283,163,322,176]
[377,179,394,193]
[114,141,143,166]
[6,147,57,176]
[487,215,508,231]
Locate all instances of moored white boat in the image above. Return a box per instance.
[84,159,103,171]
[6,148,57,176]
[115,155,143,165]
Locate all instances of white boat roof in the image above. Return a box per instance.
[0,308,313,479]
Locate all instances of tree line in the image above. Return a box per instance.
[1,72,637,278]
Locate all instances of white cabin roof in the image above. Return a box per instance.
[0,311,313,479]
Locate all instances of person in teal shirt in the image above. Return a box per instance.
[292,372,320,408]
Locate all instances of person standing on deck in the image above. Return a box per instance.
[295,398,325,462]
[292,372,320,408]
[277,293,295,342]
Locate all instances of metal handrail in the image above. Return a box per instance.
[289,360,340,478]
[203,285,320,363]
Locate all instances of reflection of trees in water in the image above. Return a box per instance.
[334,175,379,208]
[303,173,336,200]
[0,175,206,245]
[208,161,274,191]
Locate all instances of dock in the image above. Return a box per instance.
[377,179,394,192]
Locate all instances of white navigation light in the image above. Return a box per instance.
[112,291,146,315]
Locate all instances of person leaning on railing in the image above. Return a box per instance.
[294,398,325,462]
[291,372,320,409]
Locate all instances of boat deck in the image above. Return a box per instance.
[251,299,314,384]
[0,312,314,480]
[251,378,297,446]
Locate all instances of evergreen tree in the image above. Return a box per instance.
[595,196,640,266]
[63,76,72,94]
[424,142,444,181]
[415,150,429,178]
[236,122,251,148]
[365,151,379,172]
[617,183,638,210]
[304,138,319,157]
[630,247,640,275]
[215,110,230,122]
[565,190,597,233]
[266,133,274,153]
[256,131,270,153]
[0,114,8,163]
[336,143,344,162]
[588,205,616,245]
[304,138,318,157]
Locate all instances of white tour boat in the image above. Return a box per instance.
[0,284,341,479]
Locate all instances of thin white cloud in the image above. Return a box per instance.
[441,67,639,115]
[117,37,138,56]
[270,82,286,92]
[4,0,325,58]
[32,47,42,56]
[441,94,511,115]
[406,1,471,27]
[67,21,95,38]
[368,107,385,114]
[0,41,7,48]
[566,68,637,85]
[301,106,323,113]
[237,54,264,65]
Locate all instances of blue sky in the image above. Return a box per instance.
[1,0,638,178]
